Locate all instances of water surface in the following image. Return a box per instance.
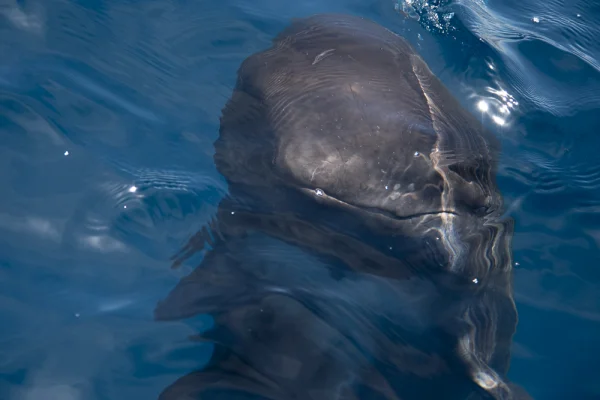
[1,0,599,399]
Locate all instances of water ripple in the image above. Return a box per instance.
[455,0,600,116]
[1,0,599,398]
[396,0,600,117]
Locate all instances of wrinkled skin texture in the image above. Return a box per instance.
[155,13,529,400]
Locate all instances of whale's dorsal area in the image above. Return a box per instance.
[156,13,526,400]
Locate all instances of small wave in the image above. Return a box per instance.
[501,149,600,201]
[455,0,600,116]
[103,168,226,260]
[395,0,600,117]
[515,268,600,321]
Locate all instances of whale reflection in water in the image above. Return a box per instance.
[154,13,529,400]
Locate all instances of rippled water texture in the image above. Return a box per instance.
[1,0,599,399]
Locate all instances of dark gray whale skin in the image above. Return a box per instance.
[155,13,529,400]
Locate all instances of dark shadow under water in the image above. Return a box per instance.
[153,192,511,400]
[152,12,528,400]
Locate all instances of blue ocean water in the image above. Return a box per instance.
[1,0,599,399]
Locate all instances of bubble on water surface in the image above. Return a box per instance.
[395,0,456,33]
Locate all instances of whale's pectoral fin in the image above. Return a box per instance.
[156,236,267,321]
[169,222,217,270]
[169,196,249,270]
[158,344,287,400]
[157,196,264,321]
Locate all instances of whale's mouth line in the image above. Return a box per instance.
[299,187,460,221]
[361,206,459,221]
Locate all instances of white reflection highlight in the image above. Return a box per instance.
[477,100,489,112]
[128,185,137,193]
[80,235,127,252]
[0,214,61,242]
[97,298,134,313]
[472,83,518,128]
[492,116,506,126]
[1,1,44,34]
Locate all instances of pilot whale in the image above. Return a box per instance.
[155,13,527,400]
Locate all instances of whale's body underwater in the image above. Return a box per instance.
[155,13,528,400]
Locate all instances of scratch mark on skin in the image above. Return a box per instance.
[310,165,321,182]
[310,159,337,183]
[312,49,336,65]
